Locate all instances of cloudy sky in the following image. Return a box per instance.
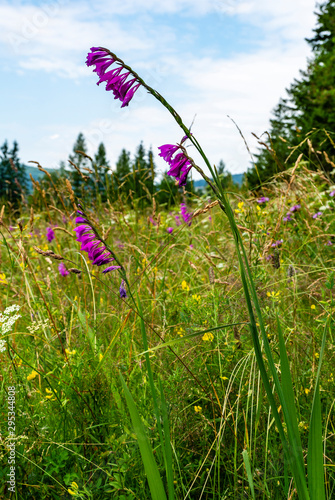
[1,0,318,179]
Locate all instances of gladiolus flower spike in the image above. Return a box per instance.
[158,136,193,187]
[74,204,121,275]
[86,47,141,108]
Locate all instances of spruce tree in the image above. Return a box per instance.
[68,133,89,198]
[246,0,335,189]
[93,142,110,201]
[0,140,28,206]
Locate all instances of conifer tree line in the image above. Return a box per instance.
[246,0,335,189]
[0,133,195,209]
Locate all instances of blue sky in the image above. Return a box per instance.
[1,0,317,179]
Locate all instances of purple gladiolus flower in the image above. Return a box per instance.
[46,227,55,242]
[158,136,193,187]
[119,280,127,298]
[180,203,192,226]
[312,211,322,219]
[167,227,174,234]
[86,47,141,108]
[74,204,121,275]
[257,197,269,204]
[175,215,181,226]
[58,262,69,276]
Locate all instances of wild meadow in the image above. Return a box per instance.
[1,46,335,499]
[1,160,335,499]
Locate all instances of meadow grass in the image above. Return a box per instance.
[1,163,335,499]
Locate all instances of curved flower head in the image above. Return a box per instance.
[180,203,192,226]
[74,204,120,275]
[158,136,193,187]
[86,47,141,108]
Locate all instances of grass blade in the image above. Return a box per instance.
[242,449,255,500]
[307,321,327,500]
[119,373,167,500]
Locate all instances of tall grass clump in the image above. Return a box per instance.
[0,46,334,499]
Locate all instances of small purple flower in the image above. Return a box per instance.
[189,244,194,249]
[175,215,182,226]
[326,240,333,246]
[119,280,127,298]
[167,227,174,234]
[257,197,269,204]
[86,47,141,108]
[46,227,55,242]
[149,217,157,226]
[283,213,292,222]
[290,204,301,213]
[180,203,192,226]
[158,136,192,187]
[58,262,69,277]
[312,211,322,219]
[271,239,283,248]
[330,190,335,197]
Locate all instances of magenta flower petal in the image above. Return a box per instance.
[86,47,141,107]
[119,280,127,298]
[46,227,55,242]
[102,266,121,274]
[58,262,69,277]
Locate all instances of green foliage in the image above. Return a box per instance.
[0,140,28,206]
[1,165,334,498]
[247,0,335,189]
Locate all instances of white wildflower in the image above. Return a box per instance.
[0,339,6,352]
[0,304,21,335]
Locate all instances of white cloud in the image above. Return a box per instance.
[0,0,320,176]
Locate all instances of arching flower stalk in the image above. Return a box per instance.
[74,204,127,297]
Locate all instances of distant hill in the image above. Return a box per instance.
[193,173,244,190]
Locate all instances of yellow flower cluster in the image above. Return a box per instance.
[0,273,8,285]
[202,332,214,342]
[27,370,38,381]
[181,281,190,292]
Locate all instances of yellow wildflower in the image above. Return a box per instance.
[65,349,76,356]
[68,482,79,496]
[311,304,316,310]
[192,294,201,303]
[304,388,310,395]
[181,281,190,292]
[0,273,8,285]
[27,370,38,381]
[194,405,202,413]
[202,332,214,342]
[267,291,280,300]
[99,353,103,362]
[176,327,184,337]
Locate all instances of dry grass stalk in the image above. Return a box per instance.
[193,200,219,217]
